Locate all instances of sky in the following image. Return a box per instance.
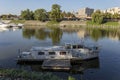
[0,0,120,15]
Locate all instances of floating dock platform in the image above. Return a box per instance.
[42,59,71,70]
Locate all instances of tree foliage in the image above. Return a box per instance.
[0,14,18,20]
[92,10,104,24]
[50,4,62,22]
[21,9,34,20]
[103,12,112,19]
[112,13,120,19]
[34,9,48,21]
[92,10,120,24]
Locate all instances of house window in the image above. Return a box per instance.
[60,52,66,55]
[49,52,55,55]
[38,52,44,55]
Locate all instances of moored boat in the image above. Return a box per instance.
[17,43,100,63]
[0,22,9,28]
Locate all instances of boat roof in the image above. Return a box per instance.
[65,43,84,46]
[30,46,67,51]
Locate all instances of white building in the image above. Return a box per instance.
[105,7,120,14]
[77,7,94,18]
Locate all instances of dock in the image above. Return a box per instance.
[42,59,71,70]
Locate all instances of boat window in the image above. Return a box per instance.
[78,45,83,48]
[49,52,55,55]
[73,45,77,49]
[65,45,71,49]
[38,52,44,55]
[93,47,98,50]
[60,52,66,55]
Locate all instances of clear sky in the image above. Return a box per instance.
[0,0,120,15]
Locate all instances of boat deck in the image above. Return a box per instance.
[42,59,71,70]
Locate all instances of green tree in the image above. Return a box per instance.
[62,11,67,17]
[34,9,48,21]
[92,10,104,24]
[112,13,120,19]
[21,9,34,20]
[2,15,7,20]
[50,4,62,22]
[103,12,112,19]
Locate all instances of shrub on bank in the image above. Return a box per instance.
[0,68,61,80]
[87,20,119,27]
[46,21,59,27]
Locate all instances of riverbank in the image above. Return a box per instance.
[10,20,120,29]
[24,20,86,27]
[0,68,61,80]
[86,21,120,28]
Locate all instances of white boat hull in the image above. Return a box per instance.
[0,24,9,28]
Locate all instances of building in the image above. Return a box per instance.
[105,7,120,14]
[76,7,94,18]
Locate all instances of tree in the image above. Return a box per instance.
[103,12,112,19]
[50,4,62,22]
[1,15,8,20]
[34,9,48,21]
[112,13,120,19]
[92,10,104,24]
[21,9,34,20]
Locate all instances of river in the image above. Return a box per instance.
[0,27,120,80]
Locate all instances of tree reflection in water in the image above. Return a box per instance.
[22,27,120,44]
[48,27,63,44]
[86,28,120,41]
[22,28,35,39]
[22,27,63,44]
[35,28,48,40]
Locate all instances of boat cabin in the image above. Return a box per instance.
[19,46,72,60]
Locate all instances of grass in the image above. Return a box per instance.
[87,20,120,27]
[104,21,119,26]
[46,21,59,27]
[0,68,62,80]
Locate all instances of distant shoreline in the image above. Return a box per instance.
[24,20,86,26]
[9,20,120,29]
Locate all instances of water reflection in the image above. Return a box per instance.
[22,27,120,45]
[22,28,35,39]
[22,27,63,44]
[1,26,120,80]
[48,28,63,44]
[77,28,120,41]
[17,58,99,80]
